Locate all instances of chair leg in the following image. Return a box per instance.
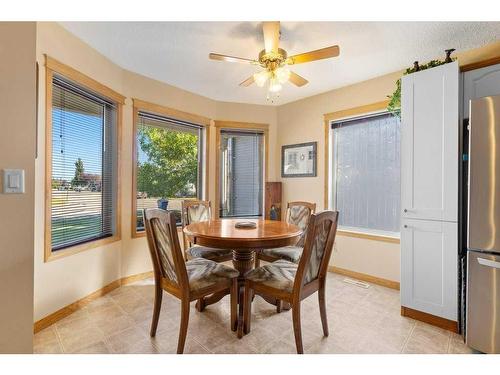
[276,299,283,313]
[195,298,205,312]
[292,302,304,354]
[230,279,238,332]
[243,281,252,335]
[318,283,329,337]
[177,299,190,354]
[150,284,163,337]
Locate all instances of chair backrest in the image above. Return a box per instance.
[181,200,212,248]
[294,211,339,292]
[144,208,188,290]
[286,201,316,246]
[183,200,211,225]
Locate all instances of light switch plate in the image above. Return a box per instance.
[2,169,25,194]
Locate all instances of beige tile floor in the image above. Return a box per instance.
[34,273,478,354]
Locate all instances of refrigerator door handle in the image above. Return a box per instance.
[477,257,500,269]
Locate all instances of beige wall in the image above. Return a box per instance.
[277,72,403,282]
[34,22,278,321]
[0,22,36,353]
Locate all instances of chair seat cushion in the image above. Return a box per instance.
[186,258,239,292]
[245,260,298,293]
[260,246,302,263]
[187,245,232,260]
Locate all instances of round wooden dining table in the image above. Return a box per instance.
[183,218,302,337]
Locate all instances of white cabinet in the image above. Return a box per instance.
[400,61,459,321]
[401,219,458,320]
[463,63,500,118]
[401,62,459,222]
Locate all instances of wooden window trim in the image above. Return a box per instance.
[323,100,399,244]
[44,55,124,262]
[214,120,269,219]
[131,99,211,238]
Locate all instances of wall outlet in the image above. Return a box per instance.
[2,169,25,194]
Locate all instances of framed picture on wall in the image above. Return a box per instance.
[281,141,317,178]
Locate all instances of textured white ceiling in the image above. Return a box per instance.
[60,22,500,105]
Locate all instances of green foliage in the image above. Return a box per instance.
[52,179,62,189]
[137,126,199,199]
[387,58,456,118]
[72,158,85,186]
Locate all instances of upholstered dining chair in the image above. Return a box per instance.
[243,210,339,354]
[182,200,233,262]
[143,208,239,354]
[256,201,316,266]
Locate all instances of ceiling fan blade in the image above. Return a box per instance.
[239,76,255,87]
[289,71,308,87]
[209,53,256,64]
[262,21,280,53]
[287,45,340,65]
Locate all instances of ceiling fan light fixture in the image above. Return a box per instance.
[253,70,270,87]
[268,78,282,93]
[275,66,291,84]
[210,21,339,99]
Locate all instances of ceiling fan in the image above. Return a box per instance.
[209,21,340,99]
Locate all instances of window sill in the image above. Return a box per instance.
[45,235,121,263]
[337,229,400,244]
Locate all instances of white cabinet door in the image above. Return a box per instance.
[401,62,459,222]
[401,219,458,321]
[463,63,500,118]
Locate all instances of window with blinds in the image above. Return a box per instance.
[219,130,263,218]
[331,112,400,236]
[50,75,118,251]
[135,112,203,231]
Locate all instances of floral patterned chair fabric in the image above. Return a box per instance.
[258,201,316,264]
[260,246,302,263]
[186,203,210,223]
[182,200,233,262]
[303,220,331,283]
[287,204,314,246]
[245,259,297,293]
[151,217,179,284]
[187,246,234,261]
[186,258,239,292]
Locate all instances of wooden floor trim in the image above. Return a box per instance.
[328,265,400,290]
[401,306,459,333]
[34,271,154,333]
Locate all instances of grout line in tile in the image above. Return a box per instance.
[53,323,67,354]
[192,336,213,354]
[400,320,417,353]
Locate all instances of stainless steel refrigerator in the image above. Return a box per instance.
[466,94,500,354]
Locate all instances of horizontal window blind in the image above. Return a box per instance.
[331,112,400,235]
[51,75,117,251]
[135,111,203,230]
[220,130,263,218]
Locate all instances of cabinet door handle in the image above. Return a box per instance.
[403,224,408,228]
[403,208,408,213]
